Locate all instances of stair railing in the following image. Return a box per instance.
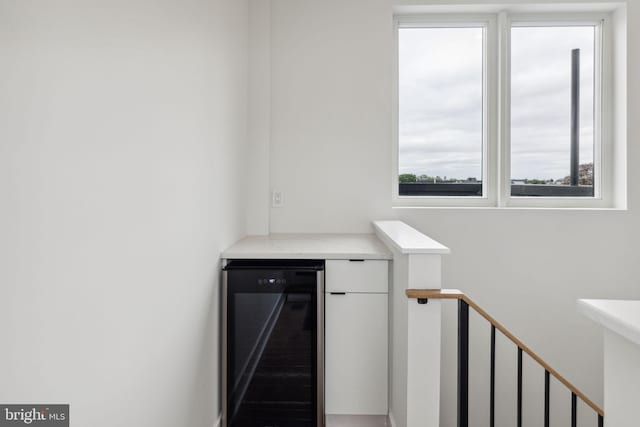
[406,289,604,427]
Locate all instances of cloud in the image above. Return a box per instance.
[399,25,596,180]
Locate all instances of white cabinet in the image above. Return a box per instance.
[325,260,388,416]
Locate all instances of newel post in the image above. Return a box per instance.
[374,221,450,427]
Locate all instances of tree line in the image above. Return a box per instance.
[400,163,594,185]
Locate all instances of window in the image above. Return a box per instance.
[510,24,597,198]
[394,11,613,208]
[398,25,485,197]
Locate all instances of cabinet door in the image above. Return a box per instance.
[326,260,388,293]
[325,292,388,415]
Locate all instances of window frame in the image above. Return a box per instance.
[503,12,611,208]
[393,14,498,208]
[393,11,613,209]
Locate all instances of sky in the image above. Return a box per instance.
[398,25,595,181]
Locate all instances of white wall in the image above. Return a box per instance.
[269,0,393,233]
[262,0,640,426]
[247,0,272,236]
[0,1,249,426]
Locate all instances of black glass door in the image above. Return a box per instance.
[224,261,322,427]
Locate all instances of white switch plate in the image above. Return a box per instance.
[272,190,284,208]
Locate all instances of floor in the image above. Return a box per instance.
[325,415,390,427]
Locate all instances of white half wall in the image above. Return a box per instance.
[265,0,640,426]
[604,330,640,427]
[0,1,249,426]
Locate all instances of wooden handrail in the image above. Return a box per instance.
[406,289,604,417]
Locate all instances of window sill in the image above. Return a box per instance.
[391,205,627,212]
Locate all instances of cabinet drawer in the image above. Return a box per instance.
[325,260,388,293]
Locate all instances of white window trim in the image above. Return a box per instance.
[393,14,498,208]
[393,11,615,209]
[503,12,612,208]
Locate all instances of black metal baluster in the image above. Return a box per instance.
[544,370,550,427]
[458,300,469,427]
[490,325,496,427]
[439,295,603,427]
[517,347,523,427]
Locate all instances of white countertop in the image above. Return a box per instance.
[373,220,450,255]
[222,234,392,260]
[577,299,640,347]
